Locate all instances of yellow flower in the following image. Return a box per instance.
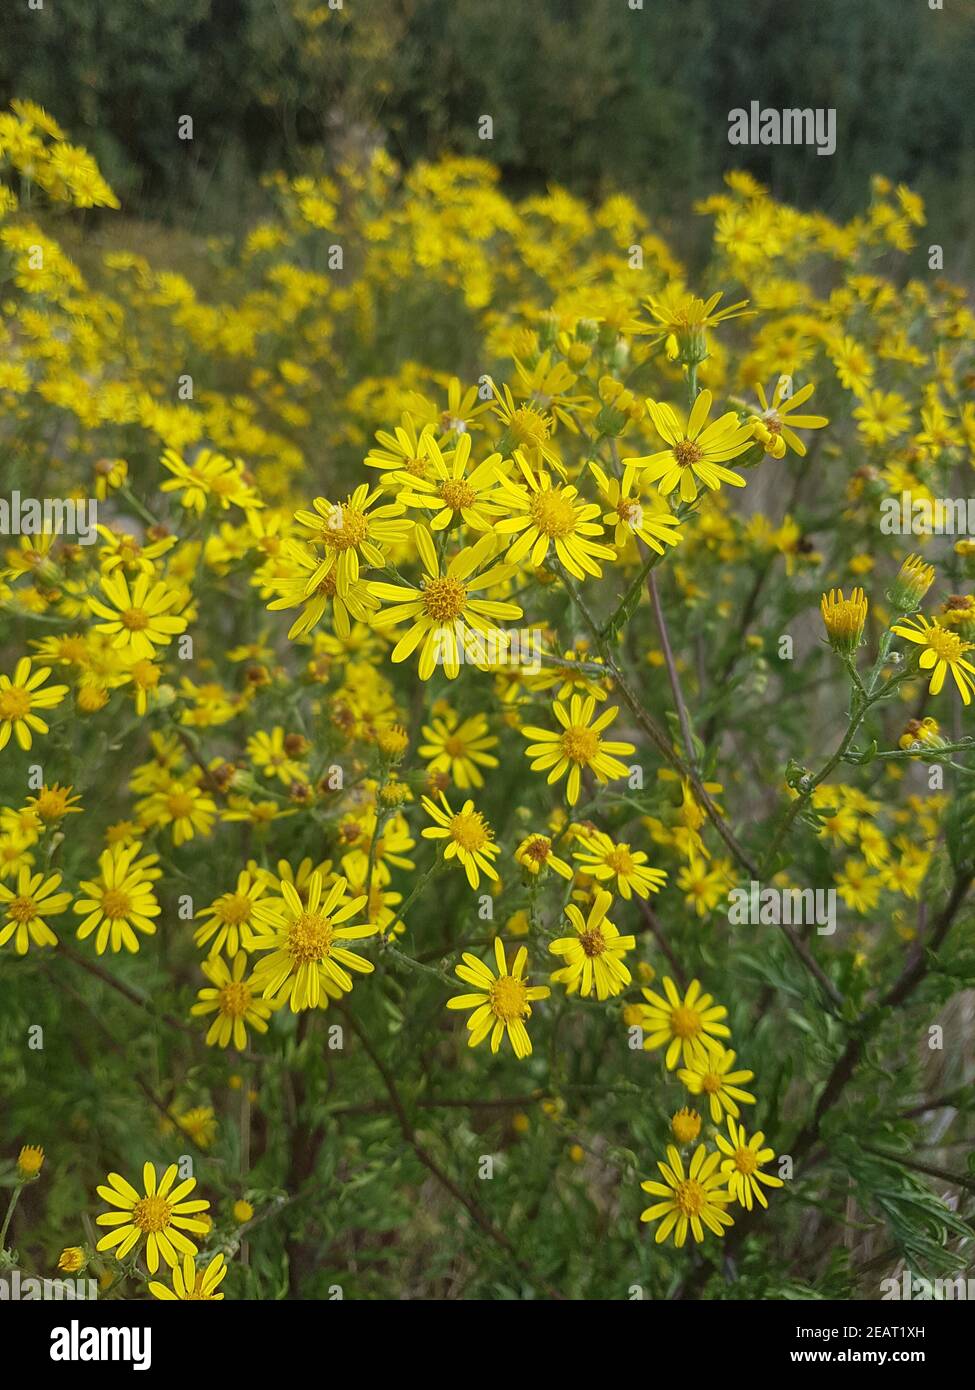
[446,938,550,1059]
[571,827,667,900]
[890,554,935,612]
[589,461,682,556]
[0,657,68,751]
[549,889,635,1000]
[88,571,187,659]
[421,791,499,889]
[0,868,72,953]
[266,540,380,639]
[370,528,522,679]
[249,871,379,1012]
[194,870,269,957]
[520,695,635,806]
[233,1199,254,1224]
[149,1251,228,1301]
[191,952,274,1048]
[678,1045,757,1122]
[715,1118,784,1211]
[58,1246,86,1273]
[137,781,217,845]
[490,381,562,473]
[490,460,615,579]
[634,390,752,503]
[17,1144,45,1178]
[95,1162,211,1274]
[396,433,506,532]
[74,842,160,954]
[294,482,410,595]
[637,977,731,1069]
[834,857,883,913]
[891,613,975,704]
[161,447,261,513]
[671,1108,702,1144]
[640,1143,734,1247]
[753,377,828,456]
[820,587,868,655]
[419,709,498,789]
[514,833,573,880]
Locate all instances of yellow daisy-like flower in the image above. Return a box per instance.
[490,381,563,473]
[88,571,187,660]
[891,613,975,704]
[549,889,636,1000]
[191,952,274,1049]
[369,528,522,680]
[490,459,615,579]
[520,694,635,806]
[633,390,752,503]
[571,827,667,900]
[266,540,380,639]
[589,461,682,556]
[74,842,161,954]
[161,447,261,513]
[446,938,550,1059]
[514,832,573,880]
[249,871,379,1012]
[418,708,498,789]
[640,1143,734,1247]
[0,867,72,953]
[671,1107,702,1145]
[17,1144,45,1178]
[753,377,828,457]
[0,657,68,751]
[95,1162,211,1274]
[137,781,217,846]
[421,791,500,889]
[194,870,269,957]
[293,483,410,595]
[396,433,506,532]
[821,586,868,655]
[715,1117,784,1211]
[363,415,437,481]
[638,976,731,1069]
[678,1045,756,1123]
[149,1251,228,1301]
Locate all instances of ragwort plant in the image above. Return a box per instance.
[0,103,974,1299]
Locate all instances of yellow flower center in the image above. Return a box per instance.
[673,439,703,467]
[168,792,194,818]
[606,845,635,875]
[490,973,528,1021]
[524,836,551,863]
[674,1179,706,1217]
[288,910,334,964]
[926,625,966,661]
[323,505,368,551]
[315,572,338,598]
[509,406,551,447]
[439,479,477,511]
[402,455,428,478]
[560,723,599,764]
[132,1195,173,1233]
[8,894,38,923]
[422,576,467,622]
[218,980,252,1018]
[121,607,150,631]
[700,1071,722,1095]
[0,687,31,719]
[101,888,133,920]
[734,1147,758,1175]
[448,809,490,852]
[579,927,606,957]
[217,893,252,925]
[616,498,642,526]
[670,1005,702,1039]
[443,735,466,757]
[529,488,576,538]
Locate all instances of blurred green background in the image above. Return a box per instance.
[3,0,974,254]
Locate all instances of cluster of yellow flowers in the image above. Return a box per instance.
[2,101,973,1290]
